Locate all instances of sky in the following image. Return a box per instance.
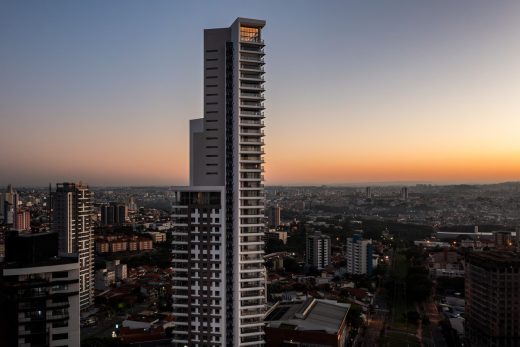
[1,0,520,186]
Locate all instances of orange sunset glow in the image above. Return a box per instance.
[1,1,520,186]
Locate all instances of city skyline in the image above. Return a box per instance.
[2,1,520,186]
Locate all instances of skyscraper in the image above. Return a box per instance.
[51,182,94,311]
[171,18,266,346]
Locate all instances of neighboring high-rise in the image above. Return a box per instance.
[465,251,520,347]
[0,232,80,346]
[51,182,94,310]
[267,206,281,228]
[0,184,18,226]
[346,234,373,275]
[101,202,128,226]
[171,18,266,346]
[305,231,331,270]
[401,187,408,201]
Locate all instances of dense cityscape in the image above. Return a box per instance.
[2,3,520,347]
[1,180,520,346]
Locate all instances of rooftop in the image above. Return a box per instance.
[265,298,350,334]
[467,250,520,269]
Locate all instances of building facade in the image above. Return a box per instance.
[0,232,80,347]
[51,182,94,310]
[306,231,331,270]
[346,234,373,276]
[1,184,19,226]
[267,206,281,228]
[465,251,520,347]
[100,202,128,226]
[171,18,266,346]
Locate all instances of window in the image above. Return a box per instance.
[53,321,68,328]
[240,26,261,42]
[52,271,68,279]
[52,333,68,341]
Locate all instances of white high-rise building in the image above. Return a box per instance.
[51,182,94,310]
[346,234,373,276]
[171,18,266,346]
[305,231,331,270]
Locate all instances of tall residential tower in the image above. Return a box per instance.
[171,18,266,346]
[51,182,94,311]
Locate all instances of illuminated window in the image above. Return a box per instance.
[240,26,260,43]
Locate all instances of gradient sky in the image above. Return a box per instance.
[1,1,520,186]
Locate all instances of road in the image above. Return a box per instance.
[362,290,389,347]
[424,299,448,347]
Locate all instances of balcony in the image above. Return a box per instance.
[241,308,265,317]
[240,64,265,74]
[240,186,264,194]
[240,73,265,83]
[239,46,265,55]
[240,110,264,117]
[240,41,265,49]
[240,182,264,189]
[241,247,264,256]
[240,91,265,100]
[240,129,264,136]
[240,54,265,64]
[240,273,265,281]
[241,235,264,243]
[241,281,264,289]
[241,326,264,335]
[241,258,264,266]
[241,337,265,346]
[239,137,264,146]
[240,119,264,127]
[240,100,264,109]
[240,82,265,91]
[241,263,265,272]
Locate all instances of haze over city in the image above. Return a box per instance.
[1,0,520,186]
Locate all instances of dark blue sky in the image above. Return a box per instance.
[1,1,519,185]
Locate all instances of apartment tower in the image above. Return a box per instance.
[346,234,373,276]
[171,18,266,346]
[51,182,94,311]
[305,231,331,270]
[465,251,520,346]
[0,232,80,346]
